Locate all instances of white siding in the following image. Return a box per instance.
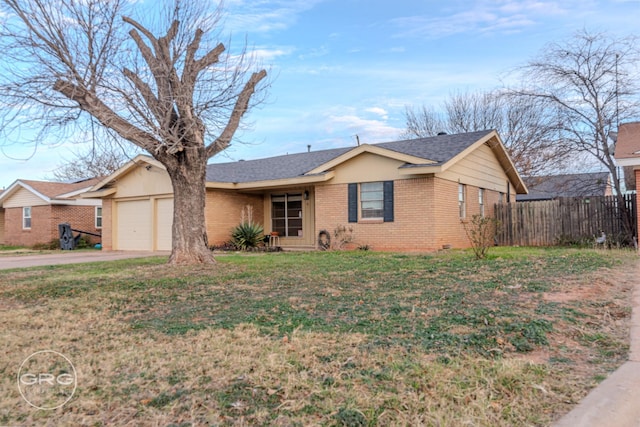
[3,187,48,208]
[438,143,511,193]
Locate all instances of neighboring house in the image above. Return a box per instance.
[85,130,527,252]
[0,178,103,247]
[614,121,640,233]
[516,172,612,202]
[0,190,4,244]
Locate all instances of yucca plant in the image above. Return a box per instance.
[231,222,264,251]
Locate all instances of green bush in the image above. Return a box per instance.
[231,222,264,251]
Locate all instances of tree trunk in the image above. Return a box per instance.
[163,150,215,265]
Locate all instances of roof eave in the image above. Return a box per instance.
[206,171,336,190]
[398,165,443,175]
[79,188,117,199]
[305,144,436,175]
[615,157,640,167]
[89,154,164,192]
[0,180,51,207]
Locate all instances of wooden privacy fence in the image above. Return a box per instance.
[494,195,637,247]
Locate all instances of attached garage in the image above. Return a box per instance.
[155,198,173,251]
[115,197,172,251]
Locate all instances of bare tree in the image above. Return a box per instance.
[50,136,135,182]
[511,29,640,243]
[0,0,268,264]
[403,91,568,177]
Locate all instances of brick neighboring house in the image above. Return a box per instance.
[86,130,527,252]
[516,172,612,202]
[0,190,4,244]
[0,178,103,247]
[614,121,640,236]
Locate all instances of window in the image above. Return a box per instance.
[95,206,103,228]
[271,194,303,237]
[479,188,485,217]
[458,184,466,219]
[360,182,384,219]
[348,181,394,222]
[23,207,31,229]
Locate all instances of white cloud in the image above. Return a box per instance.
[391,1,577,39]
[224,0,325,34]
[252,46,295,62]
[324,113,401,143]
[365,107,389,120]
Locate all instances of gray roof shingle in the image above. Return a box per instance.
[206,130,494,183]
[516,172,610,201]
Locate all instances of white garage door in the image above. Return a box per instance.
[155,198,173,251]
[116,200,152,250]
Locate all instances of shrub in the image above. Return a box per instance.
[231,222,264,251]
[332,224,354,250]
[463,214,499,260]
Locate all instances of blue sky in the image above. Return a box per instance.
[1,0,639,187]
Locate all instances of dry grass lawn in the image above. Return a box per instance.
[0,247,636,426]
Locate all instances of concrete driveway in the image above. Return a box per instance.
[0,250,169,270]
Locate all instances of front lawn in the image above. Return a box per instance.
[0,248,635,425]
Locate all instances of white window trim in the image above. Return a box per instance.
[458,184,466,219]
[95,206,103,229]
[23,206,32,229]
[479,188,485,217]
[360,182,384,220]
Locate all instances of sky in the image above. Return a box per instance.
[1,0,639,188]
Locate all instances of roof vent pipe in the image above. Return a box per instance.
[437,131,448,136]
[307,145,311,152]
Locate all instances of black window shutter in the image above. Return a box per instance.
[383,180,394,222]
[348,183,358,223]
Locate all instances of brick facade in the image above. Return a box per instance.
[4,204,100,247]
[205,190,265,246]
[314,177,503,252]
[636,169,640,239]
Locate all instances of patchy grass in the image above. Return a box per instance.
[0,247,635,426]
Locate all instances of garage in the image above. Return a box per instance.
[155,198,173,251]
[115,198,173,250]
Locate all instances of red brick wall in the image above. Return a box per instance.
[4,205,52,247]
[205,190,265,246]
[315,177,503,252]
[4,204,100,247]
[315,177,437,251]
[636,169,640,246]
[51,205,102,245]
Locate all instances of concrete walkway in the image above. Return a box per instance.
[0,250,169,270]
[554,263,640,427]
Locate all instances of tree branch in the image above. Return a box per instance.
[54,79,161,152]
[206,69,267,158]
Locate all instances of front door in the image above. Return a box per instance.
[271,193,303,238]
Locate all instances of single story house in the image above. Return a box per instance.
[614,121,640,232]
[0,190,4,244]
[86,129,527,252]
[0,178,103,247]
[516,172,612,202]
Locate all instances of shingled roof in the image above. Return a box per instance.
[206,130,494,183]
[517,172,611,201]
[18,178,102,199]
